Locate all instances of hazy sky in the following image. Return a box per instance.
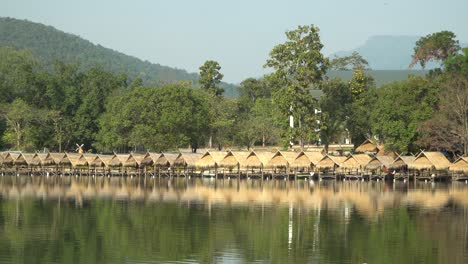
[1,0,467,83]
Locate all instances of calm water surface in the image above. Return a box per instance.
[0,176,467,264]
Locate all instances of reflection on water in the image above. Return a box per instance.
[0,176,467,264]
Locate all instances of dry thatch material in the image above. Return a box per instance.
[36,153,55,166]
[355,139,379,153]
[449,157,468,172]
[292,151,324,168]
[83,154,105,167]
[266,151,296,167]
[66,153,88,167]
[389,155,416,169]
[3,152,21,166]
[173,152,203,168]
[366,155,394,170]
[132,153,153,166]
[99,154,122,168]
[219,151,250,167]
[149,152,162,164]
[50,153,71,166]
[256,152,276,168]
[116,154,138,167]
[376,145,397,159]
[155,153,180,167]
[409,151,451,170]
[315,155,347,169]
[196,151,228,168]
[15,153,40,166]
[341,154,372,170]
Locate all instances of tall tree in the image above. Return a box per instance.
[330,51,369,71]
[264,24,328,148]
[1,99,36,150]
[199,60,224,97]
[410,31,460,69]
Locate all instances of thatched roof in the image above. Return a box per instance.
[173,152,203,167]
[376,145,397,159]
[409,151,451,170]
[36,153,55,166]
[389,155,416,169]
[341,154,372,170]
[66,153,88,167]
[355,139,379,153]
[196,151,228,168]
[132,153,153,166]
[449,157,468,172]
[99,154,122,167]
[3,152,21,166]
[366,155,394,170]
[255,152,275,168]
[241,151,263,168]
[49,153,71,166]
[83,154,105,167]
[14,153,40,166]
[267,151,295,167]
[219,151,250,167]
[292,151,325,168]
[315,155,347,169]
[116,154,138,167]
[155,153,180,167]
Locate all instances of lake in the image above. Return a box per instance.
[0,176,467,263]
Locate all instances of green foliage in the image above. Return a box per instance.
[198,60,224,97]
[330,51,369,71]
[410,31,460,68]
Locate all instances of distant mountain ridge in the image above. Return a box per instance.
[0,17,238,96]
[332,35,468,70]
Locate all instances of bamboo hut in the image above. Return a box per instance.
[355,139,379,153]
[132,153,154,167]
[241,151,263,168]
[315,155,347,170]
[196,151,227,168]
[36,152,55,167]
[3,152,21,167]
[173,152,203,168]
[218,151,250,168]
[389,155,416,170]
[366,155,394,171]
[83,154,105,167]
[14,153,40,167]
[155,153,180,167]
[116,154,138,168]
[449,157,468,173]
[291,151,324,169]
[408,151,451,171]
[99,154,122,168]
[50,153,72,166]
[66,153,88,168]
[340,154,372,172]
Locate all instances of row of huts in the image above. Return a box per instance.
[0,147,467,180]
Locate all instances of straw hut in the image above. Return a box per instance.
[366,155,394,171]
[241,151,263,168]
[116,154,138,168]
[408,151,451,171]
[66,153,88,167]
[155,153,180,167]
[449,157,468,173]
[173,152,203,168]
[14,153,40,166]
[266,151,296,168]
[315,155,347,170]
[196,151,227,168]
[99,154,122,168]
[83,154,105,167]
[341,154,372,171]
[291,151,324,169]
[355,139,379,153]
[376,145,397,159]
[3,152,21,166]
[255,152,276,169]
[149,152,162,165]
[389,155,416,170]
[50,153,72,166]
[219,151,250,168]
[36,153,55,166]
[132,153,154,167]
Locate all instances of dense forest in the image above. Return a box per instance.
[0,21,466,156]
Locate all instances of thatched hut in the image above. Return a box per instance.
[173,152,203,168]
[3,152,21,166]
[255,152,276,169]
[376,145,397,159]
[132,153,154,167]
[340,154,372,172]
[217,151,248,168]
[66,153,88,167]
[196,151,227,168]
[355,139,379,153]
[83,154,105,167]
[408,151,451,171]
[241,151,263,168]
[36,153,55,166]
[155,153,180,167]
[99,154,122,168]
[291,151,324,169]
[315,155,347,170]
[50,153,72,166]
[449,157,468,173]
[365,155,394,171]
[116,154,138,168]
[266,151,291,168]
[389,155,416,170]
[14,153,40,167]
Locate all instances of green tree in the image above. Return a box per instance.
[1,99,37,150]
[410,31,460,69]
[199,60,224,97]
[330,51,369,71]
[264,24,328,148]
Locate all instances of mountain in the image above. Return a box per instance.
[0,17,238,96]
[332,35,468,70]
